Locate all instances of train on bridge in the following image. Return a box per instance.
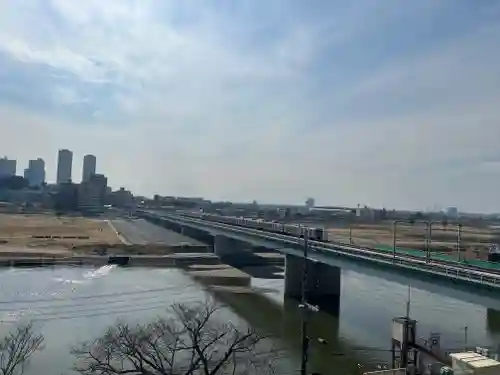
[183,211,329,241]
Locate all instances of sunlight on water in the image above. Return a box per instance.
[83,264,117,279]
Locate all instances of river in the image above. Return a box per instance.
[0,265,499,375]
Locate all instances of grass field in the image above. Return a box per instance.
[0,213,121,253]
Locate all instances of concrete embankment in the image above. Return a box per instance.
[0,252,220,268]
[186,264,251,287]
[72,243,211,255]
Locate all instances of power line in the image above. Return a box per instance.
[0,299,170,317]
[0,303,175,323]
[0,284,193,305]
[0,293,170,312]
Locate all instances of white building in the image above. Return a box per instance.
[82,154,96,182]
[24,158,45,187]
[0,157,16,177]
[56,149,73,184]
[449,351,500,374]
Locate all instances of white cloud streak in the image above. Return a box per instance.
[0,1,499,212]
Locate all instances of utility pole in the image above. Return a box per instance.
[300,233,310,375]
[406,284,411,318]
[298,232,320,375]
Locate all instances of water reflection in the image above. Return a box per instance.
[487,309,500,335]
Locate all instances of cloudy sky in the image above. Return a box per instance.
[1,1,500,212]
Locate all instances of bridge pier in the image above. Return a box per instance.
[284,254,341,315]
[181,226,214,246]
[213,235,247,258]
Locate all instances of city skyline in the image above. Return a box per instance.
[1,2,500,212]
[2,150,101,186]
[0,148,491,214]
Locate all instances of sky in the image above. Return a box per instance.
[1,1,500,213]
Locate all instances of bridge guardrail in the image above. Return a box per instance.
[147,213,500,288]
[164,214,500,274]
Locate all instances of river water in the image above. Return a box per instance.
[0,265,499,375]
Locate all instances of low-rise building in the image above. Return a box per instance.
[53,182,79,212]
[450,351,500,374]
[108,187,134,208]
[78,174,108,214]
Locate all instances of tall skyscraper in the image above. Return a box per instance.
[24,158,46,187]
[82,154,96,182]
[56,149,73,184]
[0,157,16,177]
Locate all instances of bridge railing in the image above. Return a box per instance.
[154,213,500,288]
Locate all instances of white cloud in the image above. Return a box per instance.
[0,1,499,212]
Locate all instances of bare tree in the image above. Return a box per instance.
[72,300,276,375]
[0,323,44,375]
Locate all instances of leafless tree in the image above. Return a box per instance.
[0,323,44,375]
[72,300,277,375]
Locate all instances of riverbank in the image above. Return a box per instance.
[0,213,121,249]
[0,246,255,287]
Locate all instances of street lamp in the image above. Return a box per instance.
[392,220,397,260]
[456,223,462,262]
[392,220,409,260]
[424,221,438,263]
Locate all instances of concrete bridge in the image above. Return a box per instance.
[138,211,500,310]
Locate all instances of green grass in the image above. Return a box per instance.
[373,243,500,271]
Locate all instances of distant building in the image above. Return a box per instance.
[109,187,134,208]
[305,198,315,210]
[82,154,96,182]
[445,207,459,219]
[356,205,376,220]
[78,174,108,214]
[0,157,16,177]
[24,158,45,187]
[56,149,73,184]
[53,182,79,212]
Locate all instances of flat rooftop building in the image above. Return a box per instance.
[450,351,500,375]
[0,157,16,177]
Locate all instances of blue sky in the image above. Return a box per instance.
[1,1,500,212]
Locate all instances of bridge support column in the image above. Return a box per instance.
[180,226,215,246]
[284,254,341,314]
[213,235,245,258]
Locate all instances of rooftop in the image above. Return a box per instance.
[450,351,500,369]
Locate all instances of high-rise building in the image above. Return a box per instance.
[56,149,73,184]
[24,158,46,187]
[82,154,96,182]
[0,157,16,177]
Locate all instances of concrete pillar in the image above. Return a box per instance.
[213,235,237,257]
[284,254,341,314]
[487,309,500,334]
[214,235,245,258]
